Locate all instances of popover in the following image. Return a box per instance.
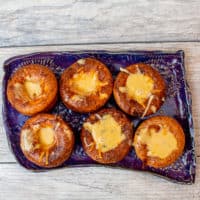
[20,114,74,168]
[7,64,58,116]
[133,116,185,168]
[60,58,113,113]
[113,63,166,117]
[81,108,133,164]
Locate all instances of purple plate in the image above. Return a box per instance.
[2,50,195,184]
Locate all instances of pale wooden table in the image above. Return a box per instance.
[0,1,200,200]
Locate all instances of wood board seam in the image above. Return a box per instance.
[0,41,200,49]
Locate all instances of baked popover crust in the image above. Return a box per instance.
[20,114,74,168]
[60,58,113,113]
[133,116,185,168]
[113,63,166,117]
[7,64,58,116]
[81,108,133,164]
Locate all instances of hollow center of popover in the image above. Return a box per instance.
[70,70,105,96]
[120,73,154,106]
[24,80,42,99]
[39,127,55,148]
[138,125,177,159]
[84,114,125,152]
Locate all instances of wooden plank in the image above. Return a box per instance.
[0,0,200,47]
[0,163,199,200]
[0,42,200,162]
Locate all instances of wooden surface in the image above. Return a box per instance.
[0,1,200,200]
[0,0,200,46]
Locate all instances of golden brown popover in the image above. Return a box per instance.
[133,116,185,168]
[113,63,166,117]
[81,108,133,164]
[20,114,74,168]
[60,58,113,113]
[7,64,58,116]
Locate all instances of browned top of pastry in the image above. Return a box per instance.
[20,114,74,168]
[81,108,133,164]
[60,58,113,113]
[113,63,166,117]
[133,116,185,168]
[7,64,58,116]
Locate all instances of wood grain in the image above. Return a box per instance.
[0,42,200,200]
[0,164,199,200]
[0,0,200,47]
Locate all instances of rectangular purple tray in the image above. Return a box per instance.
[2,50,195,184]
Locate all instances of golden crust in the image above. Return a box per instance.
[60,58,113,113]
[81,108,133,164]
[20,114,74,168]
[7,64,58,116]
[113,63,166,117]
[133,116,185,168]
